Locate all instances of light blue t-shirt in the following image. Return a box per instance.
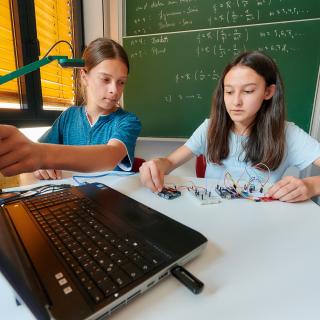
[185,119,320,183]
[39,106,141,171]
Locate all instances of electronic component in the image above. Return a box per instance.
[258,196,275,202]
[215,185,241,200]
[157,187,181,200]
[215,185,275,202]
[215,164,276,202]
[187,187,221,205]
[241,192,275,202]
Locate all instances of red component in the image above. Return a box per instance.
[259,196,276,202]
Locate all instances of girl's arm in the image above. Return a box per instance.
[139,145,194,192]
[266,157,320,202]
[0,125,127,176]
[41,141,127,172]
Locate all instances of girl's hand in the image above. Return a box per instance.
[34,169,62,180]
[139,158,169,193]
[266,176,314,202]
[139,146,193,193]
[0,125,44,176]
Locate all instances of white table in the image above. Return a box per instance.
[1,173,320,320]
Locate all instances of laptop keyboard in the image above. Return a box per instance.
[23,190,169,304]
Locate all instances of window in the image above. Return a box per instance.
[0,0,83,127]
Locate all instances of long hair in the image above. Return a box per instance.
[79,38,130,104]
[207,51,286,170]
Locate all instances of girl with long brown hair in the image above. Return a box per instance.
[139,51,320,202]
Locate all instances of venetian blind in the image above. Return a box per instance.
[34,0,75,109]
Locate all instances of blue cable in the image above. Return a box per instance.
[72,171,136,185]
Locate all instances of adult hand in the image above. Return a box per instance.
[139,158,170,193]
[34,169,62,180]
[0,125,44,176]
[266,176,313,202]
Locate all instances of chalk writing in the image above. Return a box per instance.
[257,43,292,53]
[151,46,167,55]
[196,43,247,58]
[164,92,203,104]
[126,0,319,35]
[127,25,301,60]
[175,69,220,83]
[259,28,303,39]
[151,35,169,44]
[196,29,249,43]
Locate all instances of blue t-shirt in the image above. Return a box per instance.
[185,119,320,183]
[39,106,141,171]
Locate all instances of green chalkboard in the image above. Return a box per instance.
[123,1,320,137]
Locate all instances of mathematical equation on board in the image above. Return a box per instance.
[175,69,220,83]
[128,0,312,35]
[163,68,219,103]
[163,92,203,104]
[125,24,307,106]
[127,26,305,60]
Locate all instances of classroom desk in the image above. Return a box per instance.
[1,173,320,320]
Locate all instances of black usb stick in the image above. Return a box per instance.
[171,266,204,294]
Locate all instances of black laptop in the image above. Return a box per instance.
[0,182,207,319]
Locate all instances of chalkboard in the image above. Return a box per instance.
[123,1,320,137]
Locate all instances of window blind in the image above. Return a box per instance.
[0,0,20,108]
[34,0,75,110]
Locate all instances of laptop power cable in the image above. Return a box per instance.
[171,266,204,294]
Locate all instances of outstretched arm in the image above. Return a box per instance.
[266,157,320,202]
[0,125,127,176]
[139,145,194,192]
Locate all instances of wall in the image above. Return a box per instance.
[82,0,104,43]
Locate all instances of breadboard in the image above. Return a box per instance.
[187,188,221,205]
